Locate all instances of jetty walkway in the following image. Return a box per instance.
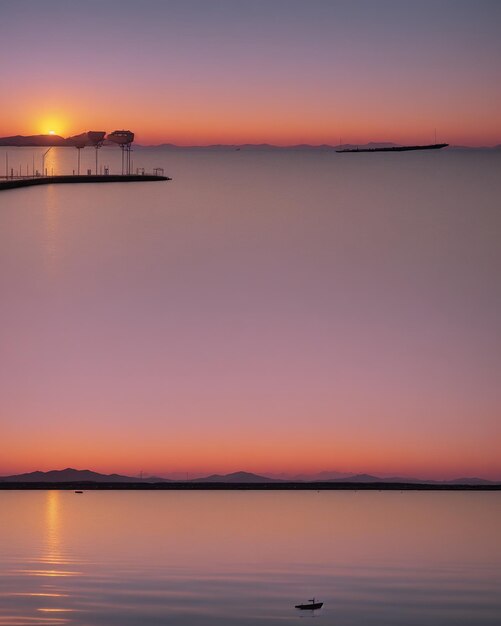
[0,173,170,191]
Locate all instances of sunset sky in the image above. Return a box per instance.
[0,0,500,146]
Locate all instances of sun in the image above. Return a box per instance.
[37,115,69,137]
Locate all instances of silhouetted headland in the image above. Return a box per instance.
[0,134,68,147]
[0,131,130,148]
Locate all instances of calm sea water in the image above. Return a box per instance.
[0,491,500,625]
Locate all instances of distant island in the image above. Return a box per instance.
[0,133,109,147]
[0,468,499,490]
[0,134,69,147]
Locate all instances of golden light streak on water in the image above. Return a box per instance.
[4,593,69,598]
[0,619,69,625]
[37,608,76,612]
[43,491,63,567]
[13,570,81,578]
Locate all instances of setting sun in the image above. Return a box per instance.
[36,114,70,138]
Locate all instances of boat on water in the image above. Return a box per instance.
[295,598,323,610]
[75,490,83,494]
[336,143,448,153]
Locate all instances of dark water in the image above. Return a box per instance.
[0,491,500,625]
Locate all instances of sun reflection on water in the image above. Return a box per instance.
[8,593,69,597]
[8,491,84,621]
[37,608,77,612]
[1,491,500,625]
[44,490,62,566]
[32,492,79,620]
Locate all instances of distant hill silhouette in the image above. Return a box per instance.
[326,474,499,485]
[445,477,495,486]
[2,135,499,150]
[0,468,169,483]
[330,473,385,483]
[192,471,279,483]
[270,470,353,481]
[0,134,67,147]
[145,142,400,151]
[0,468,498,485]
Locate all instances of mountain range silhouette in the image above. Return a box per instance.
[0,468,497,485]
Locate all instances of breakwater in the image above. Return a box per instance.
[0,173,170,191]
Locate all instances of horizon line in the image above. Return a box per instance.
[1,132,501,150]
[2,466,500,482]
[3,140,501,151]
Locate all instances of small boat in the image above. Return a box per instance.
[74,490,83,494]
[295,598,323,610]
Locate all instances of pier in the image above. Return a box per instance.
[1,129,171,190]
[0,173,170,191]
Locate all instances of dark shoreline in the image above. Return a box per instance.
[0,482,499,491]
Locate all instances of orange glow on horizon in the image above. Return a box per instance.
[2,430,500,480]
[1,106,499,147]
[1,1,500,149]
[32,112,71,138]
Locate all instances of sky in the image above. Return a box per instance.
[0,0,500,146]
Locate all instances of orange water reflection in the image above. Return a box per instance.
[0,491,500,625]
[44,490,61,563]
[37,608,77,612]
[8,593,69,597]
[8,492,83,621]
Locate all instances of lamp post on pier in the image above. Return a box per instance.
[42,147,52,177]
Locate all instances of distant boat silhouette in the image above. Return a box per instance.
[75,490,83,494]
[295,598,323,610]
